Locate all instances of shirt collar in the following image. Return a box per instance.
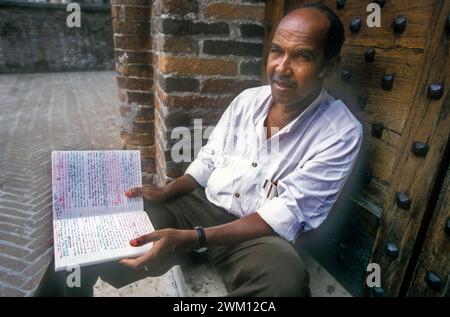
[253,87,329,135]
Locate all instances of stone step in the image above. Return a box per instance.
[93,252,351,297]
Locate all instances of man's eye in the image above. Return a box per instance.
[270,48,281,54]
[295,54,312,61]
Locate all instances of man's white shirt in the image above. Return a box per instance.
[185,85,363,243]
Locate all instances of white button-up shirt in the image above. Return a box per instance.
[185,85,363,243]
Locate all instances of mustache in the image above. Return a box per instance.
[270,74,296,88]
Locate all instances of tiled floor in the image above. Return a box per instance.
[0,71,122,296]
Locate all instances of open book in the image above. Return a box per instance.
[51,150,154,272]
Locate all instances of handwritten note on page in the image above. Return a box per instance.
[51,151,154,272]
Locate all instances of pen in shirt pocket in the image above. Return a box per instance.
[263,179,278,200]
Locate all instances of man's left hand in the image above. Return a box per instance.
[120,229,196,273]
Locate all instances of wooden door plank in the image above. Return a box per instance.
[407,162,450,297]
[365,1,450,296]
[320,0,434,50]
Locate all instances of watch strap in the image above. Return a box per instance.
[194,226,207,250]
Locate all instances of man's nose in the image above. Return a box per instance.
[275,55,293,76]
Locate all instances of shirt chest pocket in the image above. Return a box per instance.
[213,155,227,168]
[208,155,249,194]
[213,155,249,170]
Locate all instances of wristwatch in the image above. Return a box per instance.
[194,226,208,253]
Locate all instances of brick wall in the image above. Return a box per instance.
[0,1,113,73]
[111,0,156,184]
[152,0,266,185]
[112,0,266,185]
[113,0,267,185]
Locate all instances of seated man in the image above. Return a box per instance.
[38,3,362,297]
[119,3,362,297]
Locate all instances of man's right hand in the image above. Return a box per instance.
[125,175,201,203]
[125,185,168,202]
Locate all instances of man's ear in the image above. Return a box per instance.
[319,55,341,79]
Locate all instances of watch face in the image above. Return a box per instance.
[195,247,208,253]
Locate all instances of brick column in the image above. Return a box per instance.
[112,0,156,184]
[152,0,266,185]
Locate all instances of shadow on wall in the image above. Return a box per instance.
[295,128,377,296]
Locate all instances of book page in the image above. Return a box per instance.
[54,210,154,271]
[52,150,143,218]
[51,151,154,271]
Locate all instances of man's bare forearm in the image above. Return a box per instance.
[159,178,278,249]
[180,213,277,251]
[162,174,201,200]
[205,213,276,246]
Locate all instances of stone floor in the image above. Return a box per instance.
[0,71,350,297]
[94,253,350,297]
[0,71,122,296]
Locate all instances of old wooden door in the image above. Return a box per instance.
[262,0,450,296]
